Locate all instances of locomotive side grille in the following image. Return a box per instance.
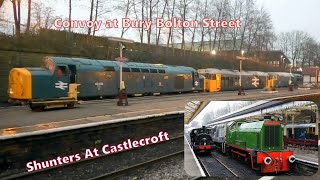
[264,126,280,147]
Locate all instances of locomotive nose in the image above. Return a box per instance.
[8,68,32,100]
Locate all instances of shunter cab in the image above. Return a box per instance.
[266,73,278,90]
[225,119,295,173]
[197,69,221,92]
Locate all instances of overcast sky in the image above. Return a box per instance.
[1,0,320,41]
[256,0,320,41]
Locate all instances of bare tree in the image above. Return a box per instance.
[246,7,272,52]
[177,0,191,51]
[189,2,199,51]
[166,0,175,49]
[25,0,31,33]
[145,0,159,45]
[211,0,224,50]
[31,1,56,31]
[0,0,5,9]
[198,0,209,52]
[92,0,99,37]
[119,0,134,38]
[239,0,254,51]
[68,0,71,32]
[277,31,309,68]
[10,0,21,37]
[132,0,145,43]
[155,0,167,46]
[231,0,244,50]
[87,0,94,36]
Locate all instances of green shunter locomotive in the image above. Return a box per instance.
[212,120,295,173]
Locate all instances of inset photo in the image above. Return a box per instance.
[184,101,319,177]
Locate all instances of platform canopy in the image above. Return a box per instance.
[184,101,210,124]
[206,101,316,126]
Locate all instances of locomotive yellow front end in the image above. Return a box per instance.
[8,68,32,101]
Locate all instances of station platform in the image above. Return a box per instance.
[184,136,205,177]
[1,88,320,137]
[289,147,319,164]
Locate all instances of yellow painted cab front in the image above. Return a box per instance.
[8,68,32,100]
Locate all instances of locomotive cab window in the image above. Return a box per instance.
[194,72,199,78]
[56,66,67,76]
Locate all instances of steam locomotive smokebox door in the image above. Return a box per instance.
[175,75,184,89]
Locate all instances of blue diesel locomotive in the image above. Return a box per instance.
[8,56,203,101]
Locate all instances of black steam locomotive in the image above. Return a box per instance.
[190,126,214,154]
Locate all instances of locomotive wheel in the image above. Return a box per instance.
[31,106,44,112]
[67,103,75,109]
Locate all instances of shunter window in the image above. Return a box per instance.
[212,74,216,80]
[150,69,158,73]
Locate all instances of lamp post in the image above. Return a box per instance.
[119,42,125,90]
[289,65,292,84]
[107,37,134,90]
[288,64,294,91]
[107,37,134,106]
[236,50,246,95]
[240,50,245,88]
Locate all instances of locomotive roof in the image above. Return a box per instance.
[268,72,293,77]
[238,121,264,131]
[198,68,267,76]
[198,68,298,77]
[46,56,196,73]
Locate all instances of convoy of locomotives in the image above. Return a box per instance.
[8,56,303,102]
[198,68,303,91]
[190,120,296,174]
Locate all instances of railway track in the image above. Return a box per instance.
[3,136,184,180]
[90,150,184,180]
[284,158,319,176]
[197,154,239,177]
[185,133,258,178]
